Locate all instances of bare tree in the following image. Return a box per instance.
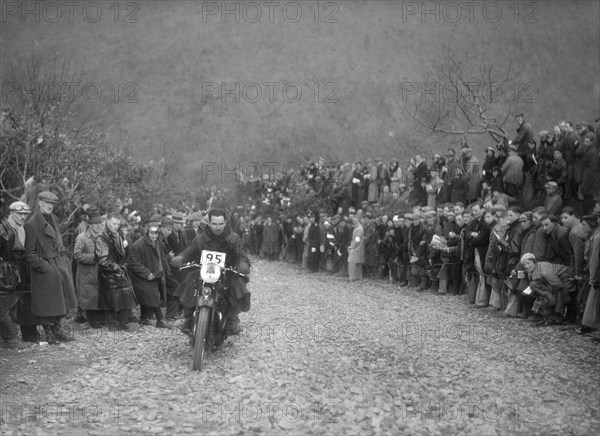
[401,51,519,147]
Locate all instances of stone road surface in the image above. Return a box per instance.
[1,258,599,435]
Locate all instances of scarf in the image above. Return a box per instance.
[7,215,25,249]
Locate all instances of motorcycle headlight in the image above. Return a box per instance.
[202,287,212,297]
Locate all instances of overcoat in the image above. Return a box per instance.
[24,210,76,317]
[348,223,365,264]
[96,228,137,312]
[73,228,105,310]
[262,223,280,256]
[127,235,173,307]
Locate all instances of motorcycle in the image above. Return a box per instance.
[180,250,247,371]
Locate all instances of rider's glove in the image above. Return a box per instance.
[171,256,183,268]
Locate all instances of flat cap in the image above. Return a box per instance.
[545,181,558,189]
[424,210,436,218]
[515,113,524,118]
[538,130,549,136]
[38,191,59,204]
[188,212,202,221]
[172,212,185,224]
[9,201,31,212]
[508,144,518,152]
[161,216,174,229]
[148,213,163,225]
[88,214,103,224]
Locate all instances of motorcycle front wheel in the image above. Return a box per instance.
[192,307,211,371]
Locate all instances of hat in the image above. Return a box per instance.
[348,207,356,214]
[404,212,413,219]
[399,183,407,189]
[88,214,103,224]
[581,215,599,226]
[520,253,536,264]
[545,181,558,189]
[9,201,31,212]
[515,113,524,118]
[161,217,174,229]
[149,213,163,224]
[492,204,507,213]
[486,146,496,153]
[424,210,436,218]
[172,212,185,224]
[538,130,549,136]
[576,122,587,129]
[508,145,518,152]
[433,154,441,159]
[38,191,59,204]
[148,225,159,233]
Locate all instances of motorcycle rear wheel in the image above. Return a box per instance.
[192,307,211,371]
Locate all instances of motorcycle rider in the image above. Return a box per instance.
[171,208,250,336]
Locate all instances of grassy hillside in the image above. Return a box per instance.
[2,0,599,180]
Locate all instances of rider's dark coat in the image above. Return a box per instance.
[174,225,249,309]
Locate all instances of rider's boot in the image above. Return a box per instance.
[225,314,243,336]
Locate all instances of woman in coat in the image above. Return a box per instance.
[96,213,137,331]
[73,214,106,327]
[127,224,171,328]
[347,214,365,281]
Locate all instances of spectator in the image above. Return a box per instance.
[543,182,563,217]
[73,213,105,328]
[96,212,138,332]
[512,113,534,157]
[0,201,32,349]
[24,191,76,344]
[347,214,365,281]
[501,145,525,198]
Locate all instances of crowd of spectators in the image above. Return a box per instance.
[1,114,599,349]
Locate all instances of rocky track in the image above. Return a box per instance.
[1,258,599,435]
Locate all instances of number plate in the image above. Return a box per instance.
[201,250,226,268]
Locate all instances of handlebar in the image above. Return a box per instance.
[179,262,248,278]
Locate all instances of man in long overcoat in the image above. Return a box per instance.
[73,213,106,327]
[24,191,76,344]
[127,224,172,328]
